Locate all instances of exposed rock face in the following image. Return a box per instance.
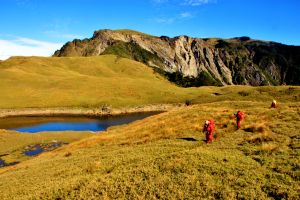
[54,29,300,86]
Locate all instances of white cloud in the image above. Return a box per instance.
[184,0,215,6]
[180,12,193,18]
[154,12,193,25]
[155,18,175,24]
[152,0,168,3]
[0,37,63,60]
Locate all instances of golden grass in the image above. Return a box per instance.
[115,29,155,37]
[0,55,299,199]
[0,129,94,164]
[1,55,299,110]
[0,100,298,199]
[260,142,278,152]
[0,55,196,108]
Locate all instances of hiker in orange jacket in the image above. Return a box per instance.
[203,119,215,144]
[235,111,244,129]
[271,100,277,108]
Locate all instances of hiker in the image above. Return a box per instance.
[271,100,277,108]
[203,119,215,144]
[235,111,244,129]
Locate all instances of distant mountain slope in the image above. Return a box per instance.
[54,29,300,86]
[0,55,202,108]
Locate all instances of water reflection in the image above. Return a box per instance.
[0,159,19,167]
[24,145,44,156]
[14,121,105,133]
[24,142,67,156]
[0,112,161,133]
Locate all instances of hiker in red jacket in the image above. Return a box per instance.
[203,120,215,144]
[271,100,277,108]
[235,111,244,129]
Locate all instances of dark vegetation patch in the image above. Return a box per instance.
[102,41,164,67]
[289,135,300,149]
[262,184,289,200]
[185,99,192,106]
[246,133,275,144]
[238,91,250,96]
[215,39,230,48]
[243,125,265,133]
[64,152,72,157]
[236,36,251,41]
[161,71,222,87]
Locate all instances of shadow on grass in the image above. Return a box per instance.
[243,127,254,132]
[178,137,198,142]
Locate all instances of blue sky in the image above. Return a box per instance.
[0,0,299,60]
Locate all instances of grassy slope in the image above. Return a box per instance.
[0,130,94,164]
[0,55,298,109]
[114,29,155,37]
[0,55,299,199]
[0,55,200,108]
[0,99,299,199]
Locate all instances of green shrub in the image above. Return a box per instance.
[233,72,245,84]
[102,41,164,67]
[215,39,230,48]
[238,91,250,96]
[164,71,221,87]
[185,99,191,106]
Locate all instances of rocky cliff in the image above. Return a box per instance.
[54,29,300,86]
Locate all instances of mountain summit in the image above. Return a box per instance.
[54,29,300,86]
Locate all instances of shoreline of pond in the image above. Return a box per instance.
[0,103,185,119]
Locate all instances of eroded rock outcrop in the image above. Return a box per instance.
[54,29,300,86]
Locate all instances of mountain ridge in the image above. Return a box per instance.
[54,29,300,86]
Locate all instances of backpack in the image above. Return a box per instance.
[237,111,244,120]
[208,119,215,132]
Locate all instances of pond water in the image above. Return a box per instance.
[0,159,19,167]
[0,112,161,133]
[24,145,44,156]
[24,142,67,156]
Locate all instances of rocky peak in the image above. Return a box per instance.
[53,29,300,86]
